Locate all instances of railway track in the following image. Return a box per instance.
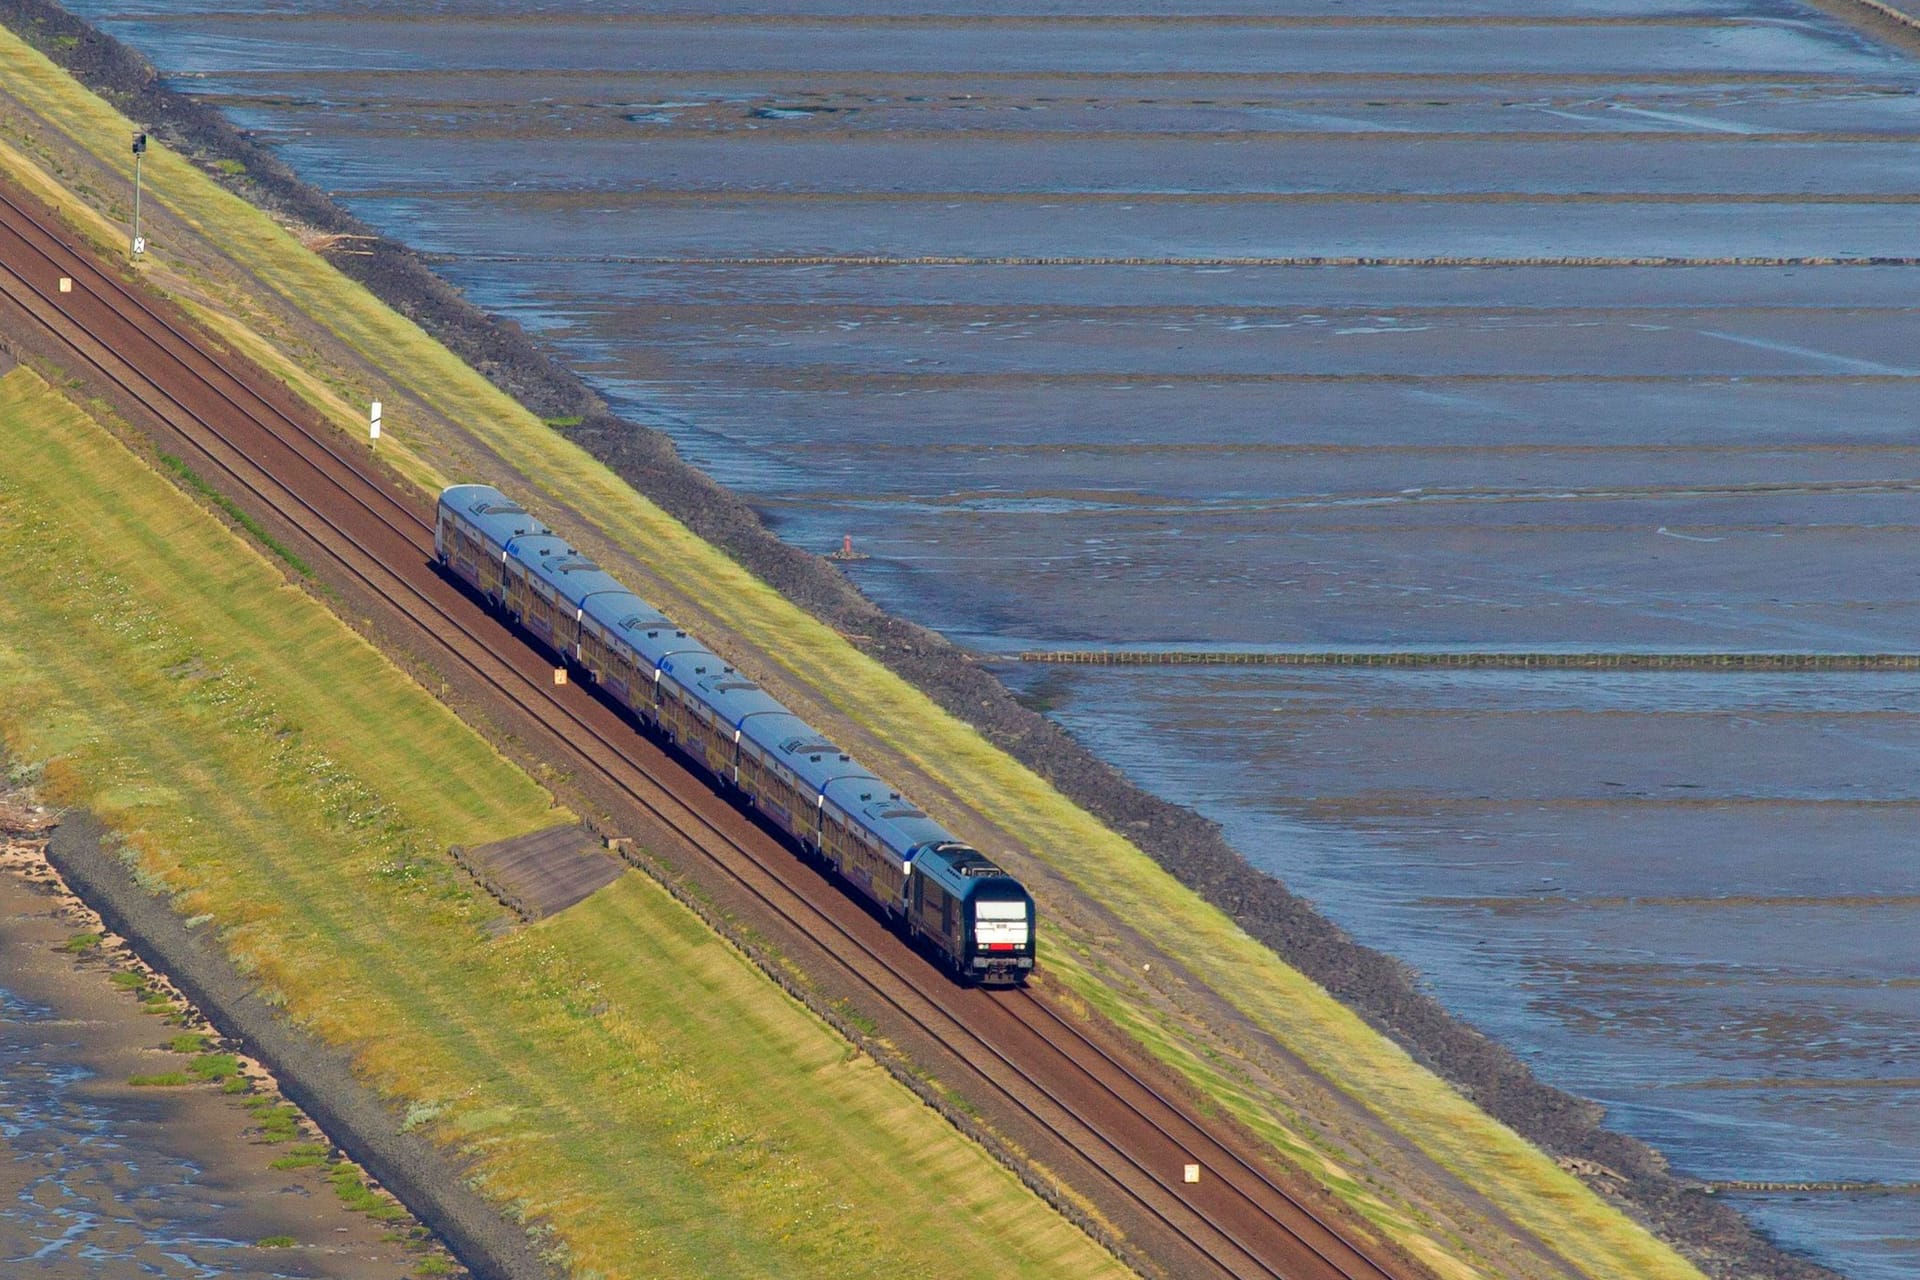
[0,179,1419,1280]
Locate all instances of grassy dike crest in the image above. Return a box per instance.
[0,16,1714,1280]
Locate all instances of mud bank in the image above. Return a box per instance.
[0,3,1841,1275]
[41,810,560,1280]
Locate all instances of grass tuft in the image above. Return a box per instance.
[269,1153,328,1170]
[328,1166,409,1220]
[188,1052,241,1082]
[253,1104,303,1143]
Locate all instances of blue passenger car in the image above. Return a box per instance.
[435,484,1036,984]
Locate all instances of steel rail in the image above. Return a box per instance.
[1006,988,1396,1279]
[0,188,437,547]
[0,220,1276,1280]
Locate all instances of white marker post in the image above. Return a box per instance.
[130,132,147,260]
[369,399,382,449]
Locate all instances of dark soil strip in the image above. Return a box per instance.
[45,812,562,1280]
[0,4,1840,1277]
[1021,650,1920,671]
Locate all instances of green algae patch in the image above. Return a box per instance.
[0,365,1122,1279]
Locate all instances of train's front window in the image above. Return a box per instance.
[975,900,1029,949]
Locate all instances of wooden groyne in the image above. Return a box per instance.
[1708,1179,1920,1196]
[1016,651,1920,672]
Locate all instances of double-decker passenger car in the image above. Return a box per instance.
[435,483,1037,984]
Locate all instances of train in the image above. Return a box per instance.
[434,483,1037,985]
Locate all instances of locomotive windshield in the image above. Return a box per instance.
[974,896,1030,951]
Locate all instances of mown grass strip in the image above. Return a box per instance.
[0,26,1710,1277]
[0,363,1120,1278]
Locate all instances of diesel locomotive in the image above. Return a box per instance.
[435,483,1036,985]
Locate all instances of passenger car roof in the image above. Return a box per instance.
[441,484,550,546]
[821,778,957,858]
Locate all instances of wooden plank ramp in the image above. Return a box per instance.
[451,824,623,922]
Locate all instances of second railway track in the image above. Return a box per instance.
[0,179,1419,1280]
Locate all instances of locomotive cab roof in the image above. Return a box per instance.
[914,842,1030,902]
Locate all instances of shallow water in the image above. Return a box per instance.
[995,663,1920,1272]
[60,1,1920,1273]
[0,984,259,1276]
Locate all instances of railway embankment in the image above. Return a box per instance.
[0,5,1853,1277]
[0,365,1125,1276]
